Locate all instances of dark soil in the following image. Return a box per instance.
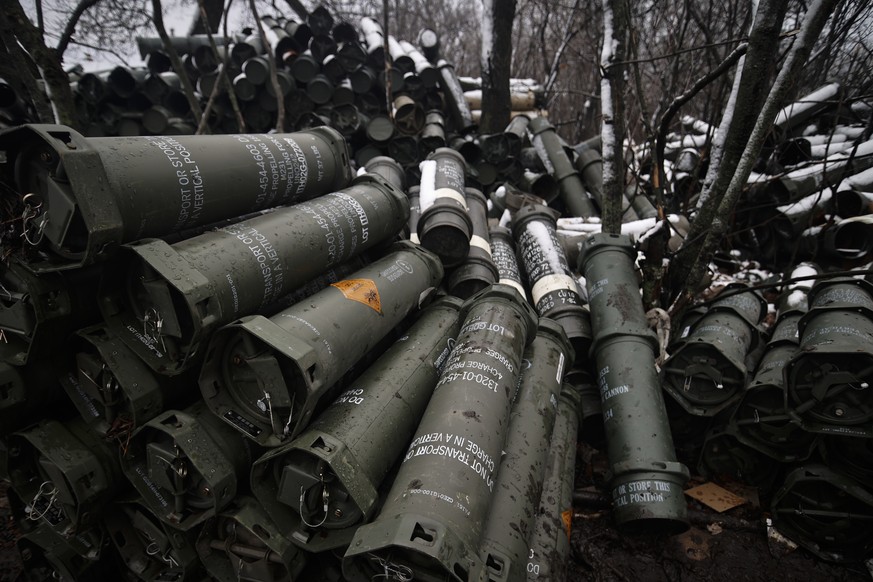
[567,442,871,582]
[2,448,870,582]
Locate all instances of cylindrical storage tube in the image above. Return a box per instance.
[0,124,353,272]
[564,366,604,447]
[448,188,499,299]
[786,278,873,435]
[580,233,689,534]
[478,319,572,582]
[364,155,406,190]
[526,385,581,582]
[0,258,101,366]
[421,110,447,154]
[199,242,444,447]
[99,173,408,375]
[409,185,421,244]
[251,297,463,552]
[7,418,124,539]
[105,498,200,581]
[731,315,817,462]
[527,117,597,219]
[771,464,873,563]
[513,205,591,361]
[63,324,200,434]
[417,147,473,267]
[393,94,426,135]
[343,285,538,581]
[196,497,307,581]
[15,526,112,580]
[489,226,527,301]
[437,59,475,133]
[120,401,254,531]
[575,146,604,207]
[661,309,760,417]
[731,266,817,461]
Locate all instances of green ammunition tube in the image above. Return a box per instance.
[199,242,444,447]
[580,233,689,533]
[16,525,116,581]
[698,426,778,491]
[0,124,352,272]
[786,278,873,436]
[121,401,254,531]
[417,148,473,267]
[343,284,538,582]
[420,110,447,154]
[0,259,101,365]
[104,497,201,581]
[732,267,819,461]
[771,464,873,563]
[489,226,527,301]
[250,296,463,552]
[564,366,604,447]
[513,205,591,361]
[478,319,572,582]
[525,385,581,582]
[731,315,817,462]
[196,497,306,582]
[661,292,763,417]
[364,155,406,190]
[448,188,499,299]
[820,434,873,483]
[575,146,604,207]
[527,117,597,219]
[7,418,124,539]
[99,173,408,375]
[62,324,199,435]
[437,59,475,133]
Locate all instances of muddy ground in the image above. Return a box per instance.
[567,441,870,582]
[2,452,870,582]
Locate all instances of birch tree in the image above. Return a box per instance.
[675,0,843,310]
[599,0,629,234]
[479,0,517,134]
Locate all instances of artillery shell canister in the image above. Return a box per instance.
[580,233,689,533]
[250,296,463,552]
[478,318,572,582]
[526,385,581,581]
[417,147,473,267]
[448,188,498,299]
[513,204,591,360]
[199,242,444,447]
[527,117,597,219]
[343,284,537,581]
[99,173,408,375]
[0,124,352,272]
[121,401,254,531]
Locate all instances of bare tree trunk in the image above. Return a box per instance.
[0,9,55,124]
[56,0,100,57]
[5,0,78,127]
[152,0,203,126]
[248,0,285,131]
[667,0,789,295]
[679,0,841,309]
[600,0,629,234]
[479,0,517,134]
[222,0,246,132]
[188,0,224,35]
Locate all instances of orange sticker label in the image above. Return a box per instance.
[331,279,382,313]
[561,509,572,540]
